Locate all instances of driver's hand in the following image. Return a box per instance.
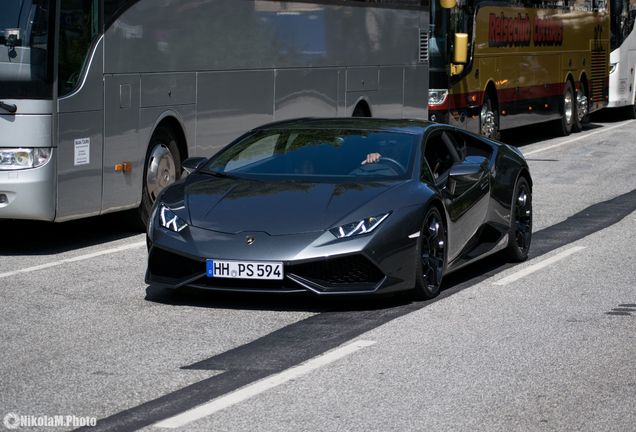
[361,153,381,165]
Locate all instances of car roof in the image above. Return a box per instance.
[252,118,436,135]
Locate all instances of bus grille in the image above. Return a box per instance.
[419,29,429,63]
[590,49,607,102]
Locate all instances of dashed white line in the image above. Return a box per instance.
[523,120,634,156]
[154,340,377,429]
[493,246,586,286]
[0,241,146,279]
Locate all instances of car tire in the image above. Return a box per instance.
[139,127,182,228]
[413,207,447,300]
[503,176,532,262]
[555,80,575,136]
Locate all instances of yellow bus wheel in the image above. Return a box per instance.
[555,81,575,136]
[573,83,589,132]
[480,93,500,140]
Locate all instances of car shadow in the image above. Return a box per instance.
[0,210,144,256]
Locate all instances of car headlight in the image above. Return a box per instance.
[0,148,52,170]
[330,213,390,239]
[159,204,188,232]
[428,89,449,106]
[609,62,617,74]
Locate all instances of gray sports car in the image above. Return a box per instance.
[145,118,532,299]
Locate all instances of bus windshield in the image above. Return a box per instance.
[611,0,636,50]
[0,0,54,100]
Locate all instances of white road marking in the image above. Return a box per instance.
[154,340,377,429]
[523,120,634,156]
[493,246,586,286]
[0,241,146,279]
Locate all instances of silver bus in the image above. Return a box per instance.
[0,0,430,224]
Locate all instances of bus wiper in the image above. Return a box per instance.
[0,101,17,114]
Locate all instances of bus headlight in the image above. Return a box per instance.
[428,89,449,106]
[609,62,617,74]
[0,148,52,170]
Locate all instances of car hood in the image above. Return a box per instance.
[184,175,406,235]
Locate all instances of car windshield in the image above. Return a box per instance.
[204,128,417,182]
[0,0,54,99]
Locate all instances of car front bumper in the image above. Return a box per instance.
[145,211,421,295]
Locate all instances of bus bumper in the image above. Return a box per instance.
[0,150,56,221]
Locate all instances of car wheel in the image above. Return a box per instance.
[573,82,588,132]
[555,81,575,136]
[503,177,532,262]
[413,207,447,300]
[139,127,181,227]
[480,92,500,141]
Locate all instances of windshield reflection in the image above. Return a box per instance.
[0,0,54,99]
[204,129,417,183]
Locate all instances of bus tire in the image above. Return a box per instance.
[555,80,575,136]
[139,127,182,227]
[626,92,636,119]
[480,92,500,140]
[573,81,589,132]
[352,103,370,117]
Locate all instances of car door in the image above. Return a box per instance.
[423,129,490,261]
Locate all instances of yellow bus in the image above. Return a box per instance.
[428,0,610,139]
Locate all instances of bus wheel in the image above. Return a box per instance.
[480,93,500,140]
[627,92,636,120]
[573,82,588,132]
[139,127,182,227]
[556,80,575,136]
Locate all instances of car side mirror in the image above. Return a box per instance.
[181,157,207,176]
[447,156,488,196]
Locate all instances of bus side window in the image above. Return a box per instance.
[58,0,99,96]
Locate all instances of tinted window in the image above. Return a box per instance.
[58,0,99,96]
[0,0,54,99]
[205,128,417,182]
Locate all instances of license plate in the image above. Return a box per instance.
[206,259,284,280]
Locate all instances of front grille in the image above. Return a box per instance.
[190,276,303,292]
[590,48,607,102]
[288,254,384,288]
[148,247,204,280]
[419,29,429,63]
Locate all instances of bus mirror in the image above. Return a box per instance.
[440,0,457,8]
[453,33,468,64]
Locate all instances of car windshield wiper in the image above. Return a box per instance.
[0,101,17,114]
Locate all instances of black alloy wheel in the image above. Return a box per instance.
[504,177,532,262]
[413,207,447,300]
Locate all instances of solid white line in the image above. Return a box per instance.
[493,246,586,286]
[0,241,146,279]
[154,340,377,429]
[523,120,634,156]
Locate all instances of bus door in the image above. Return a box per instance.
[56,0,103,221]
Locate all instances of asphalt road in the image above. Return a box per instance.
[1,112,635,432]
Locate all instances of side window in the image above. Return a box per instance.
[423,132,455,184]
[58,0,99,96]
[457,131,494,159]
[104,0,130,27]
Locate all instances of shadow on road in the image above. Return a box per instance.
[0,210,144,256]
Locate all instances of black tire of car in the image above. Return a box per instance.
[413,207,447,300]
[138,127,182,228]
[555,80,575,137]
[503,176,532,262]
